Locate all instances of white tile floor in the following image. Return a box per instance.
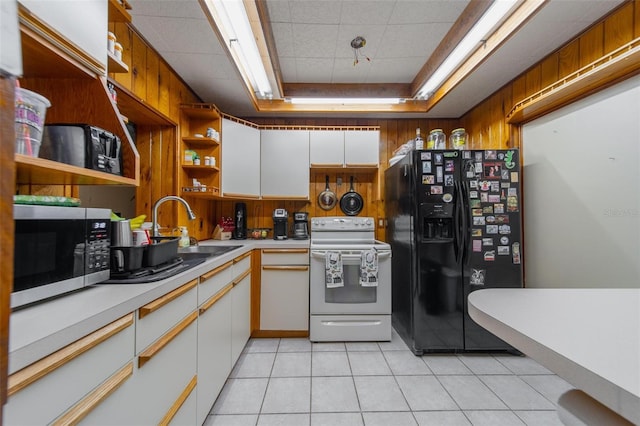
[204,330,574,426]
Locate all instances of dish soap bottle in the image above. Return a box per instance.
[179,226,190,247]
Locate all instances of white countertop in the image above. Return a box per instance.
[9,238,309,374]
[468,288,640,425]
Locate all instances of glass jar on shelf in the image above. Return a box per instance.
[427,129,446,150]
[450,128,468,150]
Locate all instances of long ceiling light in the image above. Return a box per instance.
[204,0,272,98]
[417,0,518,99]
[288,97,403,105]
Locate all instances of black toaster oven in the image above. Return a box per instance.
[40,124,123,175]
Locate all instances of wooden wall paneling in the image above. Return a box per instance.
[540,53,559,89]
[158,61,171,117]
[1,76,16,424]
[145,48,160,111]
[558,39,581,79]
[604,2,634,53]
[525,66,541,96]
[136,125,152,216]
[579,22,604,67]
[636,0,640,37]
[131,33,148,101]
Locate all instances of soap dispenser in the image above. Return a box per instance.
[179,226,190,247]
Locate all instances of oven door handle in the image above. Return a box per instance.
[310,251,391,260]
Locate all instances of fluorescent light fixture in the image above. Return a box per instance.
[205,0,272,98]
[288,97,403,105]
[417,0,518,98]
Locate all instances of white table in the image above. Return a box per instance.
[468,288,640,425]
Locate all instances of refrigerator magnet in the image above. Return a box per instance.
[434,153,443,164]
[430,185,443,194]
[485,216,496,224]
[498,246,510,256]
[484,163,501,178]
[505,151,517,169]
[469,190,479,198]
[482,238,493,246]
[486,225,499,234]
[473,240,482,252]
[510,172,519,182]
[422,161,432,173]
[484,251,496,261]
[507,196,519,211]
[508,187,517,196]
[473,217,486,225]
[436,166,443,182]
[480,180,490,191]
[421,152,432,160]
[483,206,494,214]
[470,199,481,208]
[469,180,478,188]
[470,269,486,285]
[485,150,497,160]
[498,152,505,160]
[475,163,483,173]
[501,169,510,180]
[494,204,505,214]
[445,160,454,172]
[463,151,472,159]
[442,193,453,203]
[481,193,489,202]
[495,215,509,224]
[500,236,510,245]
[488,194,500,203]
[471,229,482,237]
[490,182,500,192]
[501,182,511,189]
[466,171,475,178]
[444,175,454,186]
[475,152,483,161]
[472,208,483,216]
[422,175,435,184]
[499,224,511,234]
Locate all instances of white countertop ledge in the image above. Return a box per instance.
[9,239,309,374]
[468,288,640,425]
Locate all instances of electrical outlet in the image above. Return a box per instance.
[378,218,385,228]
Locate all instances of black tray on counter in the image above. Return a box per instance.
[100,256,207,284]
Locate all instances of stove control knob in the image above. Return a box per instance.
[365,218,372,226]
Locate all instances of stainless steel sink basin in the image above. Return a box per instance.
[178,245,242,260]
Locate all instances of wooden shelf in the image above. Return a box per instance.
[111,80,176,126]
[181,104,221,120]
[182,137,219,147]
[181,187,221,199]
[16,154,137,186]
[182,165,220,172]
[508,39,640,124]
[108,0,132,23]
[107,52,129,73]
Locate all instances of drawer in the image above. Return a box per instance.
[232,251,252,279]
[261,248,309,265]
[136,279,197,353]
[5,314,134,426]
[199,261,233,306]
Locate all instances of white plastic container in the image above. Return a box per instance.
[15,88,51,157]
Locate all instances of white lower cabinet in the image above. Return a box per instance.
[5,314,135,426]
[196,262,234,424]
[231,257,252,363]
[260,249,310,331]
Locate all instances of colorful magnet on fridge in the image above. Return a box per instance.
[504,151,516,169]
[484,251,496,261]
[442,193,453,203]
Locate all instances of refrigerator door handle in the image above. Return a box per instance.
[454,181,464,264]
[459,179,471,264]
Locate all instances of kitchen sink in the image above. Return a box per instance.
[177,245,242,259]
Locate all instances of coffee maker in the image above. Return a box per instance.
[233,202,247,239]
[293,212,309,240]
[272,208,288,240]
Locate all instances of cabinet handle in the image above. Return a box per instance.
[222,192,261,199]
[199,283,234,314]
[233,251,252,263]
[159,375,197,426]
[262,265,309,271]
[200,261,232,282]
[310,163,344,168]
[138,279,197,319]
[51,363,133,426]
[261,195,309,201]
[8,313,134,396]
[344,163,378,167]
[233,269,251,285]
[138,311,197,368]
[262,249,309,254]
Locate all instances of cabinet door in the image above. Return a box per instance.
[197,285,232,425]
[260,130,309,198]
[344,131,380,167]
[222,118,261,197]
[231,271,251,363]
[309,130,344,167]
[260,266,310,331]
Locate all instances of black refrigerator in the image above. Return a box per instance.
[385,149,522,354]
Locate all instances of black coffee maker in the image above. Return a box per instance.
[293,212,309,240]
[272,208,288,240]
[233,202,247,239]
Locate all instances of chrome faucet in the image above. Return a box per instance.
[152,195,197,237]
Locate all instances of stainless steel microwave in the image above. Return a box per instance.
[12,205,111,309]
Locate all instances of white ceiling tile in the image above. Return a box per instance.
[265,0,292,22]
[133,16,223,55]
[376,23,449,58]
[339,1,396,25]
[365,57,424,83]
[271,22,295,57]
[292,24,340,58]
[295,58,335,83]
[278,57,298,81]
[388,0,468,24]
[331,58,371,83]
[289,0,343,24]
[130,0,204,19]
[162,52,237,81]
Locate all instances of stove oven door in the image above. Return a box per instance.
[310,249,391,315]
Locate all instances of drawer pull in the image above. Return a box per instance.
[199,283,234,314]
[8,313,134,396]
[262,248,309,254]
[51,363,133,426]
[222,192,260,199]
[139,279,197,319]
[310,163,344,168]
[138,311,197,368]
[262,265,309,271]
[159,375,197,426]
[233,251,252,263]
[233,269,251,285]
[200,261,232,282]
[261,195,309,201]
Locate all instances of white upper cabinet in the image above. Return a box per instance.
[260,130,310,199]
[309,130,344,167]
[19,0,108,71]
[344,130,380,167]
[221,118,261,198]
